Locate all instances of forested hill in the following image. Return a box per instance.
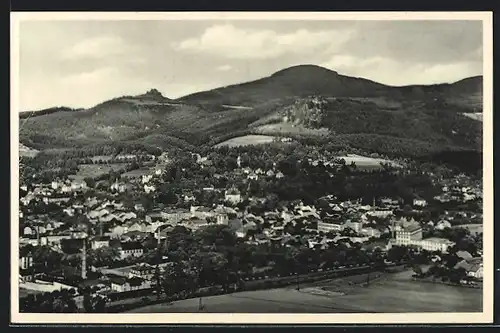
[18,65,483,159]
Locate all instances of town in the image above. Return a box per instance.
[18,142,483,313]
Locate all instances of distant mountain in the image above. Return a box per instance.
[18,65,483,157]
[178,64,482,110]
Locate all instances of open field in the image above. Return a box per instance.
[340,154,401,170]
[128,270,481,313]
[69,163,127,181]
[215,135,277,148]
[253,123,330,137]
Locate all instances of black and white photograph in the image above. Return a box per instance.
[10,12,493,324]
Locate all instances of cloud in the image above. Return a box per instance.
[60,35,138,61]
[216,64,233,71]
[173,24,354,59]
[321,55,482,86]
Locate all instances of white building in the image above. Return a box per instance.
[225,188,242,205]
[395,223,423,247]
[413,199,428,207]
[118,242,144,260]
[419,237,455,253]
[317,221,343,233]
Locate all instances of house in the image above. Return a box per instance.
[125,221,147,233]
[435,219,452,230]
[454,257,483,279]
[266,170,275,177]
[108,225,126,238]
[71,180,87,191]
[87,209,110,220]
[141,175,153,184]
[23,226,33,236]
[129,263,156,280]
[63,207,75,216]
[225,187,242,205]
[144,184,156,194]
[413,199,427,208]
[216,214,229,225]
[183,194,196,202]
[122,230,148,242]
[91,236,110,249]
[117,212,137,222]
[117,242,144,260]
[110,275,152,293]
[247,173,259,180]
[344,220,363,233]
[110,182,132,193]
[275,172,284,179]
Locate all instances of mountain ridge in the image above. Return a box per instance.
[20,65,483,115]
[18,64,483,158]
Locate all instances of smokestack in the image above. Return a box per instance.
[81,238,87,280]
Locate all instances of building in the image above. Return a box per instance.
[413,199,428,208]
[419,237,455,253]
[91,236,110,249]
[144,184,156,194]
[190,206,216,219]
[360,227,382,238]
[367,210,393,218]
[317,221,343,233]
[455,257,483,279]
[344,221,363,233]
[216,214,229,225]
[129,264,156,280]
[19,247,34,270]
[395,223,423,246]
[225,187,242,205]
[110,276,152,293]
[118,242,144,260]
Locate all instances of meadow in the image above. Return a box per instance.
[214,135,278,148]
[339,154,401,170]
[68,163,127,181]
[128,270,481,313]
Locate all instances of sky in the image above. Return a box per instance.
[18,20,483,111]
